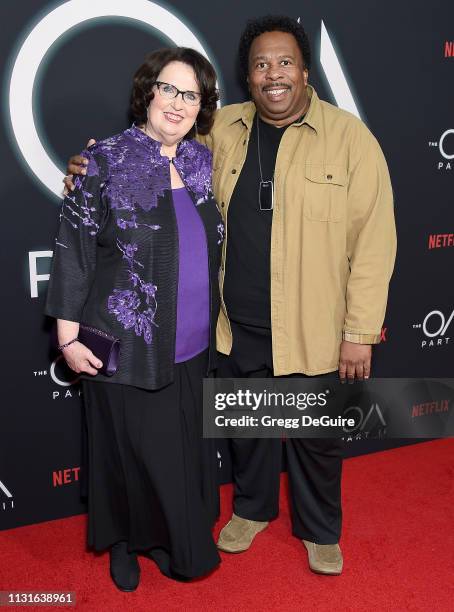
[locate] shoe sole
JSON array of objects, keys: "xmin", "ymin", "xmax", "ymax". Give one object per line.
[
  {"xmin": 308, "ymin": 567, "xmax": 342, "ymax": 576},
  {"xmin": 216, "ymin": 543, "xmax": 251, "ymax": 553}
]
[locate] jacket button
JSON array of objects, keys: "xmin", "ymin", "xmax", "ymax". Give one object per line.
[
  {"xmin": 327, "ymin": 174, "xmax": 333, "ymax": 180},
  {"xmin": 231, "ymin": 169, "xmax": 236, "ymax": 174},
  {"xmin": 221, "ymin": 202, "xmax": 225, "ymax": 207}
]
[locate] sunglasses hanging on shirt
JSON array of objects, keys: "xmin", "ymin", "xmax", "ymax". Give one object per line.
[{"xmin": 256, "ymin": 115, "xmax": 274, "ymax": 211}]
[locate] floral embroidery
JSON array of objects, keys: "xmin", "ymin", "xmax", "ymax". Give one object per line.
[
  {"xmin": 173, "ymin": 143, "xmax": 213, "ymax": 204},
  {"xmin": 60, "ymin": 175, "xmax": 100, "ymax": 236},
  {"xmin": 94, "ymin": 127, "xmax": 215, "ymax": 345},
  {"xmin": 126, "ymin": 125, "xmax": 214, "ymax": 205},
  {"xmin": 116, "ymin": 214, "xmax": 161, "ymax": 231},
  {"xmin": 58, "ymin": 126, "xmax": 218, "ymax": 348},
  {"xmin": 107, "ymin": 240, "xmax": 158, "ymax": 345}
]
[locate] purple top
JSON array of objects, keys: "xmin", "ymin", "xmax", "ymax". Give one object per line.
[{"xmin": 173, "ymin": 187, "xmax": 209, "ymax": 363}]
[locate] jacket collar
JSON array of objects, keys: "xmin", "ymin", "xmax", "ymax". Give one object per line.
[
  {"xmin": 227, "ymin": 85, "xmax": 321, "ymax": 134},
  {"xmin": 125, "ymin": 124, "xmax": 193, "ymax": 160},
  {"xmin": 124, "ymin": 124, "xmax": 212, "ymax": 205}
]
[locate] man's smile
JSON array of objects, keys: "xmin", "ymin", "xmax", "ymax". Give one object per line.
[{"xmin": 262, "ymin": 85, "xmax": 291, "ymax": 101}]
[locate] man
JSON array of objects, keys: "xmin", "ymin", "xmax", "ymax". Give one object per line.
[{"xmin": 66, "ymin": 16, "xmax": 396, "ymax": 575}]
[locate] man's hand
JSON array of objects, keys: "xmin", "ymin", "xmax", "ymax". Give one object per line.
[
  {"xmin": 63, "ymin": 138, "xmax": 96, "ymax": 193},
  {"xmin": 338, "ymin": 340, "xmax": 372, "ymax": 383}
]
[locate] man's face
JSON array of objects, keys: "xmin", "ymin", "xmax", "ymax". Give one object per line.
[{"xmin": 247, "ymin": 30, "xmax": 308, "ymax": 125}]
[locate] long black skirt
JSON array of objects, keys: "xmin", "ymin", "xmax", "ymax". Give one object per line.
[{"xmin": 82, "ymin": 349, "xmax": 221, "ymax": 579}]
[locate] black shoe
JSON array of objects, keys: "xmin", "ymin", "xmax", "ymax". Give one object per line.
[{"xmin": 110, "ymin": 541, "xmax": 140, "ymax": 592}]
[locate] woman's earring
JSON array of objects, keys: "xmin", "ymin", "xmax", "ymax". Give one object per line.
[{"xmin": 194, "ymin": 121, "xmax": 198, "ymax": 137}]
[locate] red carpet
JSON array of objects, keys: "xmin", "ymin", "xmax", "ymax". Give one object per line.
[{"xmin": 1, "ymin": 439, "xmax": 453, "ymax": 611}]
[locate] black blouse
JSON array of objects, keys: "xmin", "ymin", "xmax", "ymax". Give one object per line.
[{"xmin": 45, "ymin": 126, "xmax": 224, "ymax": 390}]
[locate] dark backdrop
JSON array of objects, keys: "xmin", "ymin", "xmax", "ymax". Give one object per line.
[{"xmin": 1, "ymin": 0, "xmax": 453, "ymax": 530}]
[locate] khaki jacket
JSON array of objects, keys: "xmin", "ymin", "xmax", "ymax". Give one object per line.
[{"xmin": 200, "ymin": 86, "xmax": 397, "ymax": 375}]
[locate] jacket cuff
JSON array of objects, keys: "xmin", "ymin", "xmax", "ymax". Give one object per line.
[{"xmin": 342, "ymin": 331, "xmax": 381, "ymax": 344}]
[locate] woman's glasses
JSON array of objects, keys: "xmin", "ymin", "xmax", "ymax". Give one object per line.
[{"xmin": 153, "ymin": 81, "xmax": 202, "ymax": 106}]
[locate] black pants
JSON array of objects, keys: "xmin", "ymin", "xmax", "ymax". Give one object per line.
[
  {"xmin": 82, "ymin": 349, "xmax": 220, "ymax": 579},
  {"xmin": 217, "ymin": 321, "xmax": 343, "ymax": 545}
]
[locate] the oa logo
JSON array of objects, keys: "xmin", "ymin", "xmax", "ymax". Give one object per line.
[
  {"xmin": 9, "ymin": 8, "xmax": 358, "ymax": 197},
  {"xmin": 439, "ymin": 129, "xmax": 454, "ymax": 160},
  {"xmin": 423, "ymin": 310, "xmax": 454, "ymax": 338},
  {"xmin": 50, "ymin": 354, "xmax": 80, "ymax": 387},
  {"xmin": 343, "ymin": 403, "xmax": 386, "ymax": 436},
  {"xmin": 8, "ymin": 0, "xmax": 216, "ymax": 198}
]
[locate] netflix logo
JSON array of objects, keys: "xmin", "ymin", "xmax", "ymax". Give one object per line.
[
  {"xmin": 411, "ymin": 400, "xmax": 450, "ymax": 418},
  {"xmin": 428, "ymin": 233, "xmax": 454, "ymax": 249},
  {"xmin": 445, "ymin": 41, "xmax": 454, "ymax": 57},
  {"xmin": 52, "ymin": 467, "xmax": 80, "ymax": 487}
]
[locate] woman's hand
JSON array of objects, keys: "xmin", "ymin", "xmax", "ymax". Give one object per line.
[{"xmin": 62, "ymin": 341, "xmax": 103, "ymax": 375}]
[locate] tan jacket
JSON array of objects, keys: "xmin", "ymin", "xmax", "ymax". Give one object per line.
[{"xmin": 200, "ymin": 86, "xmax": 397, "ymax": 375}]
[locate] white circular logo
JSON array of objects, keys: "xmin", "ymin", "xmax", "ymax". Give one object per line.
[
  {"xmin": 422, "ymin": 309, "xmax": 453, "ymax": 338},
  {"xmin": 9, "ymin": 0, "xmax": 216, "ymax": 198},
  {"xmin": 50, "ymin": 355, "xmax": 80, "ymax": 387},
  {"xmin": 439, "ymin": 129, "xmax": 454, "ymax": 160}
]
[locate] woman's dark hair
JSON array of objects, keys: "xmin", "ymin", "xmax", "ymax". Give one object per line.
[
  {"xmin": 129, "ymin": 47, "xmax": 219, "ymax": 139},
  {"xmin": 238, "ymin": 15, "xmax": 311, "ymax": 80}
]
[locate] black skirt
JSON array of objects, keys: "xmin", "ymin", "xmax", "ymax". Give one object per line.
[{"xmin": 82, "ymin": 349, "xmax": 220, "ymax": 579}]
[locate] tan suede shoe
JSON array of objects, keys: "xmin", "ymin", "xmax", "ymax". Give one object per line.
[
  {"xmin": 217, "ymin": 513, "xmax": 269, "ymax": 553},
  {"xmin": 303, "ymin": 540, "xmax": 343, "ymax": 575}
]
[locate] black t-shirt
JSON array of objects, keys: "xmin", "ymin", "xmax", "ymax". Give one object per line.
[{"xmin": 223, "ymin": 115, "xmax": 290, "ymax": 327}]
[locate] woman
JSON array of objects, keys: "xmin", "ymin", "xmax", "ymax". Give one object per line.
[{"xmin": 45, "ymin": 47, "xmax": 224, "ymax": 590}]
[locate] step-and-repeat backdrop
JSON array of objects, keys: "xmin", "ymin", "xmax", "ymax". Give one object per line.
[{"xmin": 1, "ymin": 0, "xmax": 453, "ymax": 529}]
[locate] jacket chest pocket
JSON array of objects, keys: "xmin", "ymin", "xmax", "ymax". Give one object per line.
[{"xmin": 303, "ymin": 163, "xmax": 347, "ymax": 222}]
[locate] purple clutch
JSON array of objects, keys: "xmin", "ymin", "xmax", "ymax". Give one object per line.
[{"xmin": 78, "ymin": 324, "xmax": 121, "ymax": 377}]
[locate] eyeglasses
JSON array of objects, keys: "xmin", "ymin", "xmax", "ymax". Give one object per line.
[{"xmin": 153, "ymin": 81, "xmax": 202, "ymax": 106}]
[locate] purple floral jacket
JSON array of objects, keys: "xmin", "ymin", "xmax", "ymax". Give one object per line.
[{"xmin": 45, "ymin": 125, "xmax": 224, "ymax": 390}]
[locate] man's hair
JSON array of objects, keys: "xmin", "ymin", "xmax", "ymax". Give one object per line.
[
  {"xmin": 129, "ymin": 47, "xmax": 219, "ymax": 138},
  {"xmin": 238, "ymin": 15, "xmax": 311, "ymax": 80}
]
